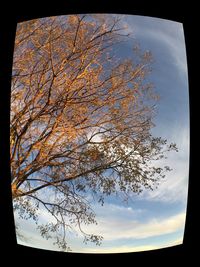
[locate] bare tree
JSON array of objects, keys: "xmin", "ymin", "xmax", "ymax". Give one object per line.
[{"xmin": 11, "ymin": 14, "xmax": 178, "ymax": 251}]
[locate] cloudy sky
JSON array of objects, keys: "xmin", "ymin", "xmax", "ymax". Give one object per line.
[{"xmin": 14, "ymin": 14, "xmax": 189, "ymax": 253}]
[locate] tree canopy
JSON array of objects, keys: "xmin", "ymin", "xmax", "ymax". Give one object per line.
[{"xmin": 11, "ymin": 14, "xmax": 178, "ymax": 251}]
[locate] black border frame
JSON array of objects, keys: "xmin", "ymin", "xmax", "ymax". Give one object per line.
[{"xmin": 0, "ymin": 1, "xmax": 196, "ymax": 263}]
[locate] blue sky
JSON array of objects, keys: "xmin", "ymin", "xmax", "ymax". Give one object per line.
[{"xmin": 14, "ymin": 15, "xmax": 189, "ymax": 253}]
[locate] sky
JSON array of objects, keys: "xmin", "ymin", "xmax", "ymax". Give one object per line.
[{"xmin": 14, "ymin": 15, "xmax": 189, "ymax": 253}]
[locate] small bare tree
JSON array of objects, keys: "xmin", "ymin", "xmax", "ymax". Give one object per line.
[{"xmin": 11, "ymin": 14, "xmax": 178, "ymax": 251}]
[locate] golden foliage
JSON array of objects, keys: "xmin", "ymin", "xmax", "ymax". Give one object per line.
[{"xmin": 11, "ymin": 14, "xmax": 155, "ymax": 197}]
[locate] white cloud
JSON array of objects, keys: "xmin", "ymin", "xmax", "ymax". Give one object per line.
[
  {"xmin": 122, "ymin": 15, "xmax": 187, "ymax": 79},
  {"xmin": 86, "ymin": 127, "xmax": 103, "ymax": 143},
  {"xmin": 119, "ymin": 16, "xmax": 189, "ymax": 206},
  {"xmin": 15, "ymin": 216, "xmax": 57, "ymax": 250},
  {"xmin": 18, "ymin": 227, "xmax": 183, "ymax": 254},
  {"xmin": 94, "ymin": 202, "xmax": 144, "ymax": 218},
  {"xmin": 15, "ymin": 201, "xmax": 185, "ymax": 245},
  {"xmin": 139, "ymin": 157, "xmax": 189, "ymax": 204},
  {"xmin": 140, "ymin": 124, "xmax": 189, "ymax": 204},
  {"xmin": 80, "ymin": 209, "xmax": 185, "ymax": 242},
  {"xmin": 75, "ymin": 237, "xmax": 183, "ymax": 254}
]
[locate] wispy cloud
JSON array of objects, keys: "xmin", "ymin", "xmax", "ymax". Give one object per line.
[
  {"xmin": 79, "ymin": 207, "xmax": 186, "ymax": 241},
  {"xmin": 15, "ymin": 216, "xmax": 57, "ymax": 250},
  {"xmin": 140, "ymin": 124, "xmax": 189, "ymax": 204},
  {"xmin": 139, "ymin": 156, "xmax": 189, "ymax": 204},
  {"xmin": 76, "ymin": 237, "xmax": 183, "ymax": 254},
  {"xmin": 16, "ymin": 203, "xmax": 185, "ymax": 253},
  {"xmin": 121, "ymin": 15, "xmax": 187, "ymax": 80}
]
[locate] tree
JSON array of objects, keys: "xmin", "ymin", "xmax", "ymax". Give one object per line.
[{"xmin": 11, "ymin": 14, "xmax": 178, "ymax": 251}]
